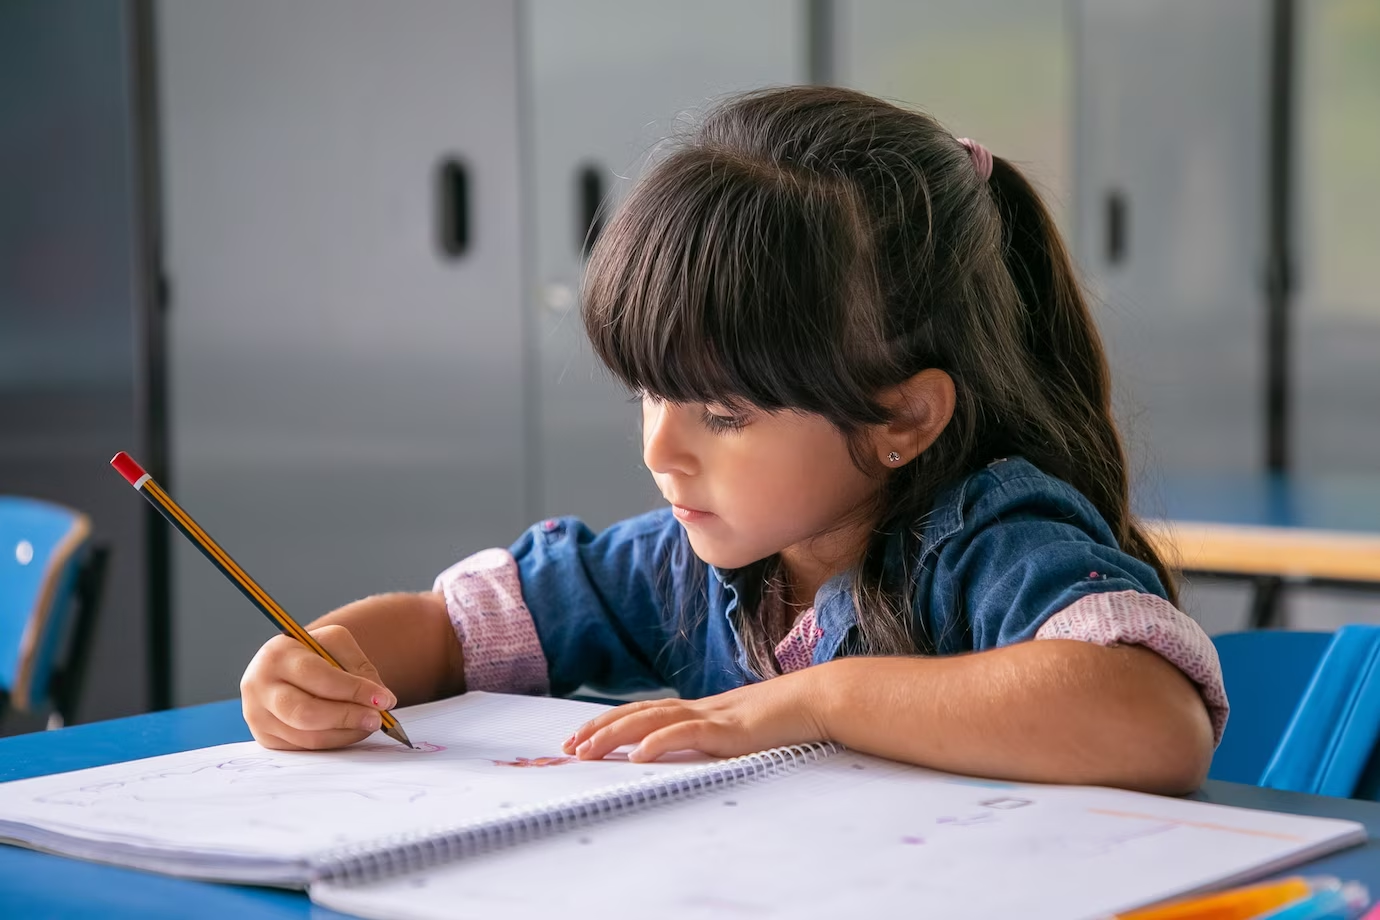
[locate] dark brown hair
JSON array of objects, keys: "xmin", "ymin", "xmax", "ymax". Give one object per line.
[{"xmin": 582, "ymin": 86, "xmax": 1176, "ymax": 671}]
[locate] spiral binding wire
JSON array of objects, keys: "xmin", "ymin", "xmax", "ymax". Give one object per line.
[{"xmin": 314, "ymin": 741, "xmax": 841, "ymax": 886}]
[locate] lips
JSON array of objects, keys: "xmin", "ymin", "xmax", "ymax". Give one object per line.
[{"xmin": 670, "ymin": 503, "xmax": 714, "ymax": 523}]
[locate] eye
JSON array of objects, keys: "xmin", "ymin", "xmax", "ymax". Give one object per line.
[{"xmin": 700, "ymin": 405, "xmax": 748, "ymax": 433}]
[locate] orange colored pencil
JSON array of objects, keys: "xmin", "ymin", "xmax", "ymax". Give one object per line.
[
  {"xmin": 1115, "ymin": 876, "xmax": 1319, "ymax": 920},
  {"xmin": 110, "ymin": 451, "xmax": 413, "ymax": 748}
]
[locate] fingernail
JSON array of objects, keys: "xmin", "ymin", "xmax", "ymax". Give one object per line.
[
  {"xmin": 372, "ymin": 693, "xmax": 395, "ymax": 710},
  {"xmin": 564, "ymin": 734, "xmax": 577, "ymax": 750},
  {"xmin": 576, "ymin": 740, "xmax": 592, "ymax": 757},
  {"xmin": 628, "ymin": 745, "xmax": 645, "ymax": 763},
  {"xmin": 362, "ymin": 713, "xmax": 382, "ymax": 732}
]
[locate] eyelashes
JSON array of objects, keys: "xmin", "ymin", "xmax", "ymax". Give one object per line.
[
  {"xmin": 632, "ymin": 391, "xmax": 749, "ymax": 433},
  {"xmin": 699, "ymin": 407, "xmax": 747, "ymax": 433}
]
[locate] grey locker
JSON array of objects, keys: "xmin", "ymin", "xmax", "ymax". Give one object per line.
[
  {"xmin": 1293, "ymin": 0, "xmax": 1380, "ymax": 474},
  {"xmin": 158, "ymin": 0, "xmax": 528, "ymax": 705},
  {"xmin": 836, "ymin": 0, "xmax": 1073, "ymax": 230},
  {"xmin": 1073, "ymin": 0, "xmax": 1271, "ymax": 479},
  {"xmin": 524, "ymin": 0, "xmax": 807, "ymax": 530}
]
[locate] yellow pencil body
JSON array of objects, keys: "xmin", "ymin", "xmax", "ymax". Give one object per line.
[{"xmin": 111, "ymin": 452, "xmax": 412, "ymax": 748}]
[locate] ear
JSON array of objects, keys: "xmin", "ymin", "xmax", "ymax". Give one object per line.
[{"xmin": 869, "ymin": 369, "xmax": 956, "ymax": 468}]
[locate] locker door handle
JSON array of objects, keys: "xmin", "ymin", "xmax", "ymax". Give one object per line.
[
  {"xmin": 1105, "ymin": 189, "xmax": 1127, "ymax": 266},
  {"xmin": 577, "ymin": 163, "xmax": 606, "ymax": 259},
  {"xmin": 437, "ymin": 157, "xmax": 470, "ymax": 258}
]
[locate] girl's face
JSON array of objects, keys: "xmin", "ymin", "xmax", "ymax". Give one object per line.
[{"xmin": 641, "ymin": 397, "xmax": 880, "ymax": 575}]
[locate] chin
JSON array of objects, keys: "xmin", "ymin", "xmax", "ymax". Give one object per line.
[{"xmin": 682, "ymin": 532, "xmax": 767, "ymax": 571}]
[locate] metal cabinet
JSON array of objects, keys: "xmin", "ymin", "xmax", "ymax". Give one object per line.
[
  {"xmin": 158, "ymin": 0, "xmax": 528, "ymax": 704},
  {"xmin": 836, "ymin": 0, "xmax": 1072, "ymax": 230},
  {"xmin": 524, "ymin": 0, "xmax": 807, "ymax": 529},
  {"xmin": 1073, "ymin": 0, "xmax": 1271, "ymax": 478},
  {"xmin": 1294, "ymin": 0, "xmax": 1380, "ymax": 474},
  {"xmin": 159, "ymin": 0, "xmax": 807, "ymax": 705}
]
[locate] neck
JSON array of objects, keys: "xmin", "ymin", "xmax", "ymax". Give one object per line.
[{"xmin": 777, "ymin": 513, "xmax": 874, "ymax": 609}]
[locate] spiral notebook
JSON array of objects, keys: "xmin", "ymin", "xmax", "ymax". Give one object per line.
[{"xmin": 0, "ymin": 692, "xmax": 1367, "ymax": 920}]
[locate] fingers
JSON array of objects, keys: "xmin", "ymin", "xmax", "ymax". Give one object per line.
[
  {"xmin": 279, "ymin": 648, "xmax": 394, "ymax": 710},
  {"xmin": 562, "ymin": 699, "xmax": 662, "ymax": 754},
  {"xmin": 306, "ymin": 625, "xmax": 395, "ymax": 707},
  {"xmin": 267, "ymin": 681, "xmax": 385, "ymax": 733},
  {"xmin": 253, "ymin": 630, "xmax": 394, "ymax": 708},
  {"xmin": 242, "ymin": 673, "xmax": 385, "ymax": 747},
  {"xmin": 313, "ymin": 625, "xmax": 384, "ymax": 682},
  {"xmin": 250, "ymin": 707, "xmax": 378, "ymax": 752},
  {"xmin": 628, "ymin": 721, "xmax": 715, "ymax": 763},
  {"xmin": 240, "ymin": 626, "xmax": 395, "ymax": 751},
  {"xmin": 569, "ymin": 703, "xmax": 691, "ymax": 761}
]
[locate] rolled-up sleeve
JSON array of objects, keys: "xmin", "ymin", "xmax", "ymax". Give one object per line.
[
  {"xmin": 1036, "ymin": 591, "xmax": 1228, "ymax": 745},
  {"xmin": 433, "ymin": 509, "xmax": 688, "ymax": 699},
  {"xmin": 434, "ymin": 549, "xmax": 549, "ymax": 695},
  {"xmin": 928, "ymin": 469, "xmax": 1228, "ymax": 745}
]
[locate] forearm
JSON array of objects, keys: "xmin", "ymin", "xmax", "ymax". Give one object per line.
[
  {"xmin": 308, "ymin": 592, "xmax": 465, "ymax": 706},
  {"xmin": 811, "ymin": 640, "xmax": 1214, "ymax": 795}
]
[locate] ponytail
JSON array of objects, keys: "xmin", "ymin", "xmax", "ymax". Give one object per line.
[{"xmin": 986, "ymin": 158, "xmax": 1179, "ymax": 605}]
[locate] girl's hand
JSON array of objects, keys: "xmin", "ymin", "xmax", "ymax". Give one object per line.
[
  {"xmin": 240, "ymin": 624, "xmax": 397, "ymax": 751},
  {"xmin": 561, "ymin": 670, "xmax": 829, "ymax": 763}
]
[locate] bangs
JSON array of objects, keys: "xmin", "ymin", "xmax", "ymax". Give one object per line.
[{"xmin": 581, "ymin": 149, "xmax": 893, "ymax": 424}]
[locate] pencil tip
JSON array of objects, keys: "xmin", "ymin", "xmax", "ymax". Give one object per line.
[{"xmin": 386, "ymin": 723, "xmax": 415, "ymax": 749}]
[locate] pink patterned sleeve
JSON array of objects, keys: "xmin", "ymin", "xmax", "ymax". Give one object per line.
[
  {"xmin": 432, "ymin": 549, "xmax": 550, "ymax": 695},
  {"xmin": 1035, "ymin": 590, "xmax": 1229, "ymax": 746}
]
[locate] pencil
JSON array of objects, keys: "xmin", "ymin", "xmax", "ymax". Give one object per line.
[
  {"xmin": 110, "ymin": 451, "xmax": 413, "ymax": 748},
  {"xmin": 1114, "ymin": 876, "xmax": 1323, "ymax": 920}
]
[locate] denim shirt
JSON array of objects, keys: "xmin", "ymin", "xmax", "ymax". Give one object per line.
[{"xmin": 508, "ymin": 457, "xmax": 1171, "ymax": 700}]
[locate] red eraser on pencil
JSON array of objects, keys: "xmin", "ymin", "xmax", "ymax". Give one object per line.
[{"xmin": 110, "ymin": 451, "xmax": 148, "ymax": 486}]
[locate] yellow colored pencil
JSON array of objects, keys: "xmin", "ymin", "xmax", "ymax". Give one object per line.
[{"xmin": 110, "ymin": 451, "xmax": 412, "ymax": 748}]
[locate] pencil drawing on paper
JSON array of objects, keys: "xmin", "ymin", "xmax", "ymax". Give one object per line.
[
  {"xmin": 350, "ymin": 741, "xmax": 447, "ymax": 754},
  {"xmin": 32, "ymin": 754, "xmax": 439, "ymax": 808},
  {"xmin": 490, "ymin": 756, "xmax": 578, "ymax": 768},
  {"xmin": 936, "ymin": 811, "xmax": 994, "ymax": 827},
  {"xmin": 980, "ymin": 797, "xmax": 1033, "ymax": 810}
]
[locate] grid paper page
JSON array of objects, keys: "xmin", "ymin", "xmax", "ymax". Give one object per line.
[{"xmin": 316, "ymin": 751, "xmax": 1366, "ymax": 920}]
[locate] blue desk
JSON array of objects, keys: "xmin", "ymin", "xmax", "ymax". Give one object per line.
[{"xmin": 5, "ymin": 702, "xmax": 1380, "ymax": 918}]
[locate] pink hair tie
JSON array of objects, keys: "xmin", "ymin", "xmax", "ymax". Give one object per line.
[{"xmin": 957, "ymin": 138, "xmax": 993, "ymax": 182}]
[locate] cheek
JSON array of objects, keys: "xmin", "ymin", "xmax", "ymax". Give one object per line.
[{"xmin": 738, "ymin": 441, "xmax": 873, "ymax": 521}]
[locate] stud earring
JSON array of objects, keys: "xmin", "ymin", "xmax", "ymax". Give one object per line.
[{"xmin": 887, "ymin": 451, "xmax": 901, "ymax": 464}]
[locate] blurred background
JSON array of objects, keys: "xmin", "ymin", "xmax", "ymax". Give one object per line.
[{"xmin": 2, "ymin": 0, "xmax": 1377, "ymax": 733}]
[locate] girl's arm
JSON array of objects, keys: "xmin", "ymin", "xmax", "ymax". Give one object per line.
[
  {"xmin": 813, "ymin": 640, "xmax": 1213, "ymax": 793},
  {"xmin": 239, "ymin": 592, "xmax": 465, "ymax": 750},
  {"xmin": 564, "ymin": 639, "xmax": 1214, "ymax": 796}
]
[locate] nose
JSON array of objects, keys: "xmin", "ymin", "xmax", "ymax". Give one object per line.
[{"xmin": 642, "ymin": 399, "xmax": 698, "ymax": 477}]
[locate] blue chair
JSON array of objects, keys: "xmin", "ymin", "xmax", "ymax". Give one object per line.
[
  {"xmin": 0, "ymin": 497, "xmax": 107, "ymax": 727},
  {"xmin": 1209, "ymin": 630, "xmax": 1333, "ymax": 785},
  {"xmin": 1211, "ymin": 627, "xmax": 1380, "ymax": 799}
]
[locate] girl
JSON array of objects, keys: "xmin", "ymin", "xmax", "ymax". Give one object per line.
[{"xmin": 241, "ymin": 86, "xmax": 1223, "ymax": 795}]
